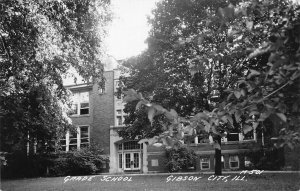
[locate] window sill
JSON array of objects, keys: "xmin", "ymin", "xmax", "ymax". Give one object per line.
[
  {"xmin": 70, "ymin": 114, "xmax": 90, "ymax": 118},
  {"xmin": 200, "ymin": 168, "xmax": 210, "ymax": 170},
  {"xmin": 223, "ymin": 140, "xmax": 256, "ymax": 144},
  {"xmin": 188, "ymin": 140, "xmax": 256, "ymax": 146}
]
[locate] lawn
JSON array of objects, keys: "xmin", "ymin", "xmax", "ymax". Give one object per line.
[{"xmin": 1, "ymin": 172, "xmax": 299, "ymax": 191}]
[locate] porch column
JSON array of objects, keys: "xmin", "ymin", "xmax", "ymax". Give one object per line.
[
  {"xmin": 109, "ymin": 126, "xmax": 121, "ymax": 173},
  {"xmin": 142, "ymin": 143, "xmax": 148, "ymax": 173}
]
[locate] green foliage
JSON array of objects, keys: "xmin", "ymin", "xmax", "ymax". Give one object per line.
[
  {"xmin": 120, "ymin": 0, "xmax": 300, "ymax": 176},
  {"xmin": 49, "ymin": 148, "xmax": 108, "ymax": 176},
  {"xmin": 1, "ymin": 152, "xmax": 52, "ymax": 178},
  {"xmin": 120, "ymin": 0, "xmax": 300, "ymax": 150},
  {"xmin": 246, "ymin": 147, "xmax": 285, "ymax": 170},
  {"xmin": 165, "ymin": 143, "xmax": 197, "ymax": 172},
  {"xmin": 0, "ymin": 0, "xmax": 112, "ymax": 153},
  {"xmin": 1, "ymin": 148, "xmax": 108, "ymax": 178}
]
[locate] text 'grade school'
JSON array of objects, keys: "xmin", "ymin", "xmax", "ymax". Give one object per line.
[{"xmin": 63, "ymin": 175, "xmax": 133, "ymax": 183}]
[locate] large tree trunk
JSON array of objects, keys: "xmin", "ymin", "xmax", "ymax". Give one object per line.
[{"xmin": 214, "ymin": 135, "xmax": 222, "ymax": 175}]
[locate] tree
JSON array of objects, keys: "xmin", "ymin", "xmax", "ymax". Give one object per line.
[
  {"xmin": 0, "ymin": 0, "xmax": 112, "ymax": 154},
  {"xmin": 119, "ymin": 0, "xmax": 300, "ymax": 175}
]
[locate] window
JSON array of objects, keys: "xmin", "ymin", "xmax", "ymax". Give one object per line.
[
  {"xmin": 117, "ymin": 116, "xmax": 122, "ymax": 126},
  {"xmin": 115, "ymin": 80, "xmax": 122, "ymax": 99},
  {"xmin": 116, "ymin": 107, "xmax": 127, "ymax": 126},
  {"xmin": 71, "ymin": 92, "xmax": 89, "ymax": 116},
  {"xmin": 229, "ymin": 155, "xmax": 239, "ymax": 169},
  {"xmin": 60, "ymin": 135, "xmax": 67, "ymax": 151},
  {"xmin": 227, "ymin": 133, "xmax": 239, "ymax": 141},
  {"xmin": 69, "ymin": 130, "xmax": 78, "ymax": 151},
  {"xmin": 244, "ymin": 129, "xmax": 256, "ymax": 140},
  {"xmin": 200, "ymin": 157, "xmax": 210, "ymax": 170},
  {"xmin": 80, "ymin": 126, "xmax": 89, "ymax": 148},
  {"xmin": 118, "ymin": 144, "xmax": 123, "ymax": 150},
  {"xmin": 60, "ymin": 126, "xmax": 90, "ymax": 152},
  {"xmin": 80, "ymin": 103, "xmax": 89, "ymax": 115},
  {"xmin": 123, "ymin": 141, "xmax": 141, "ymax": 150}
]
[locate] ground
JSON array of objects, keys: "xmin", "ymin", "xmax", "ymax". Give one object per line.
[{"xmin": 1, "ymin": 172, "xmax": 299, "ymax": 191}]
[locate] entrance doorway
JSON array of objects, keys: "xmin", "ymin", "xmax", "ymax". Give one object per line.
[
  {"xmin": 117, "ymin": 141, "xmax": 143, "ymax": 172},
  {"xmin": 124, "ymin": 152, "xmax": 140, "ymax": 170}
]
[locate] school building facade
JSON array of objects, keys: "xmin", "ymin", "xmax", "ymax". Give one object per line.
[{"xmin": 64, "ymin": 70, "xmax": 299, "ymax": 174}]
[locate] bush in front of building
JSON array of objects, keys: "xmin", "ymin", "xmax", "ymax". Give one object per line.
[
  {"xmin": 47, "ymin": 148, "xmax": 108, "ymax": 177},
  {"xmin": 1, "ymin": 151, "xmax": 52, "ymax": 179},
  {"xmin": 165, "ymin": 143, "xmax": 197, "ymax": 172},
  {"xmin": 1, "ymin": 148, "xmax": 108, "ymax": 179},
  {"xmin": 245, "ymin": 147, "xmax": 285, "ymax": 170}
]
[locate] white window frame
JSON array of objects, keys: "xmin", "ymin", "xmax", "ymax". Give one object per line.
[
  {"xmin": 60, "ymin": 125, "xmax": 90, "ymax": 152},
  {"xmin": 79, "ymin": 102, "xmax": 89, "ymax": 115},
  {"xmin": 115, "ymin": 109, "xmax": 127, "ymax": 126},
  {"xmin": 229, "ymin": 155, "xmax": 239, "ymax": 169},
  {"xmin": 200, "ymin": 157, "xmax": 210, "ymax": 170},
  {"xmin": 71, "ymin": 92, "xmax": 90, "ymax": 116},
  {"xmin": 115, "ymin": 80, "xmax": 123, "ymax": 100}
]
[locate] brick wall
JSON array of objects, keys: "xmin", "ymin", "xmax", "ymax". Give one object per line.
[{"xmin": 91, "ymin": 71, "xmax": 115, "ymax": 155}]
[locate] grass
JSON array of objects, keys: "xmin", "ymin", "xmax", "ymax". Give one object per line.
[{"xmin": 1, "ymin": 173, "xmax": 300, "ymax": 191}]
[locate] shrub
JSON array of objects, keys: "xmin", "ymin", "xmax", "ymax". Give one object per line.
[
  {"xmin": 66, "ymin": 148, "xmax": 107, "ymax": 175},
  {"xmin": 48, "ymin": 148, "xmax": 108, "ymax": 176},
  {"xmin": 1, "ymin": 147, "xmax": 108, "ymax": 179},
  {"xmin": 1, "ymin": 151, "xmax": 52, "ymax": 178},
  {"xmin": 246, "ymin": 147, "xmax": 285, "ymax": 170},
  {"xmin": 165, "ymin": 143, "xmax": 197, "ymax": 172}
]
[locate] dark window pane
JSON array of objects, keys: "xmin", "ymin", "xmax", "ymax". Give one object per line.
[
  {"xmin": 70, "ymin": 138, "xmax": 77, "ymax": 144},
  {"xmin": 123, "ymin": 141, "xmax": 140, "ymax": 150},
  {"xmin": 80, "ymin": 103, "xmax": 89, "ymax": 108},
  {"xmin": 227, "ymin": 133, "xmax": 239, "ymax": 141},
  {"xmin": 202, "ymin": 163, "xmax": 209, "ymax": 169},
  {"xmin": 230, "ymin": 162, "xmax": 239, "ymax": 168},
  {"xmin": 81, "ymin": 138, "xmax": 89, "ymax": 143},
  {"xmin": 69, "ymin": 131, "xmax": 77, "ymax": 139},
  {"xmin": 244, "ymin": 130, "xmax": 254, "ymax": 140},
  {"xmin": 80, "ymin": 127, "xmax": 89, "ymax": 138},
  {"xmin": 125, "ymin": 154, "xmax": 130, "ymax": 168},
  {"xmin": 117, "ymin": 116, "xmax": 122, "ymax": 126},
  {"xmin": 80, "ymin": 108, "xmax": 89, "ymax": 115},
  {"xmin": 60, "ymin": 140, "xmax": 66, "ymax": 146}
]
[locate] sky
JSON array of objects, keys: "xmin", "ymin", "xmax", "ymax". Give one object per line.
[
  {"xmin": 105, "ymin": 0, "xmax": 159, "ymax": 61},
  {"xmin": 64, "ymin": 0, "xmax": 158, "ymax": 85}
]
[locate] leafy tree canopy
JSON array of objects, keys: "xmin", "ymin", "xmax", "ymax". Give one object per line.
[
  {"xmin": 0, "ymin": 0, "xmax": 112, "ymax": 153},
  {"xmin": 119, "ymin": 0, "xmax": 300, "ymax": 151}
]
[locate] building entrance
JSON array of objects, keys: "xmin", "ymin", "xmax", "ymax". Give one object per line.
[
  {"xmin": 124, "ymin": 152, "xmax": 140, "ymax": 170},
  {"xmin": 117, "ymin": 141, "xmax": 143, "ymax": 172}
]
